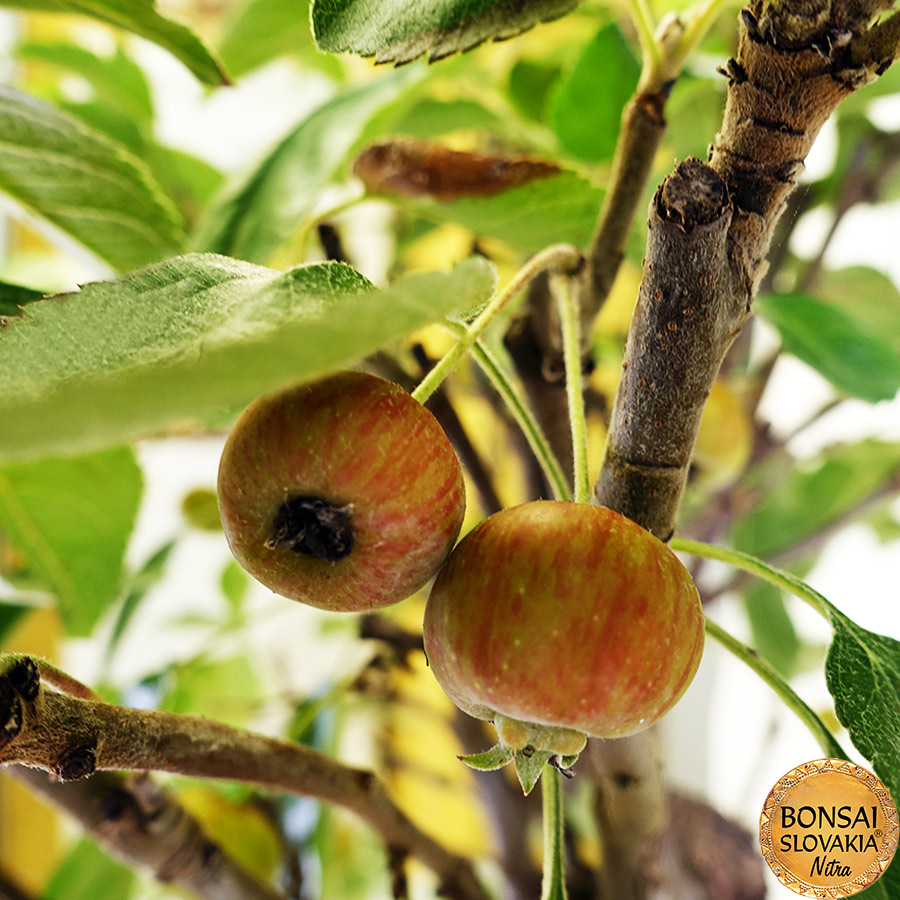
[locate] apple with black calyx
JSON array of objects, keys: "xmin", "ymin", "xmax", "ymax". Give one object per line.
[
  {"xmin": 217, "ymin": 371, "xmax": 466, "ymax": 612},
  {"xmin": 423, "ymin": 501, "xmax": 704, "ymax": 790}
]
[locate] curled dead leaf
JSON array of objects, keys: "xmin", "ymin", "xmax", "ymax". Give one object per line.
[{"xmin": 353, "ymin": 140, "xmax": 561, "ymax": 201}]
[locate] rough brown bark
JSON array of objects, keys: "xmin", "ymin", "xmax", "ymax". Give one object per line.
[
  {"xmin": 583, "ymin": 90, "xmax": 669, "ymax": 319},
  {"xmin": 597, "ymin": 159, "xmax": 740, "ymax": 540},
  {"xmin": 589, "ymin": 2, "xmax": 894, "ymax": 896},
  {"xmin": 0, "ymin": 658, "xmax": 487, "ymax": 900},
  {"xmin": 600, "ymin": 0, "xmax": 893, "ymax": 541},
  {"xmin": 12, "ymin": 767, "xmax": 287, "ymax": 900}
]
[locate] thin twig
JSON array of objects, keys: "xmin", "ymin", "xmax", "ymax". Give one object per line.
[{"xmin": 0, "ymin": 663, "xmax": 488, "ymax": 900}]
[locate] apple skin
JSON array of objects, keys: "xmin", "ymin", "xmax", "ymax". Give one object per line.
[
  {"xmin": 217, "ymin": 371, "xmax": 465, "ymax": 612},
  {"xmin": 423, "ymin": 501, "xmax": 704, "ymax": 739}
]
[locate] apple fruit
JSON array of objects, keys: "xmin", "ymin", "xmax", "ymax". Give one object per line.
[
  {"xmin": 423, "ymin": 501, "xmax": 704, "ymax": 751},
  {"xmin": 217, "ymin": 371, "xmax": 466, "ymax": 612}
]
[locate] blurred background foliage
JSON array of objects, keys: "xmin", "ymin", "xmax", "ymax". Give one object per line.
[{"xmin": 0, "ymin": 0, "xmax": 898, "ymax": 896}]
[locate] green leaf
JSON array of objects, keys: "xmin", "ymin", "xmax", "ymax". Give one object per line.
[
  {"xmin": 732, "ymin": 441, "xmax": 900, "ymax": 559},
  {"xmin": 0, "ymin": 253, "xmax": 497, "ymax": 461},
  {"xmin": 18, "ymin": 42, "xmax": 154, "ymax": 131},
  {"xmin": 755, "ymin": 292, "xmax": 900, "ymax": 402},
  {"xmin": 817, "ymin": 266, "xmax": 900, "ymax": 356},
  {"xmin": 676, "ymin": 539, "xmax": 900, "ymax": 883},
  {"xmin": 219, "ymin": 0, "xmax": 344, "ymax": 79},
  {"xmin": 459, "ymin": 742, "xmax": 515, "ymax": 770},
  {"xmin": 508, "ymin": 59, "xmax": 561, "ymax": 123},
  {"xmin": 194, "ymin": 68, "xmax": 424, "ymax": 263},
  {"xmin": 742, "ymin": 581, "xmax": 801, "ymax": 679},
  {"xmin": 403, "ymin": 170, "xmax": 603, "ymax": 255},
  {"xmin": 514, "ymin": 748, "xmax": 553, "ymax": 795},
  {"xmin": 549, "ymin": 23, "xmax": 640, "ymax": 162},
  {"xmin": 0, "ymin": 447, "xmax": 143, "ymax": 636},
  {"xmin": 221, "ymin": 560, "xmax": 250, "ymax": 614},
  {"xmin": 0, "ymin": 280, "xmax": 45, "ymax": 317},
  {"xmin": 388, "ymin": 96, "xmax": 507, "ymax": 138},
  {"xmin": 312, "ymin": 0, "xmax": 580, "ymax": 65},
  {"xmin": 826, "ymin": 610, "xmax": 900, "ymax": 775},
  {"xmin": 143, "ymin": 144, "xmax": 224, "ymax": 227},
  {"xmin": 3, "ymin": 0, "xmax": 226, "ymax": 85},
  {"xmin": 105, "ymin": 540, "xmax": 175, "ymax": 661},
  {"xmin": 44, "ymin": 838, "xmax": 137, "ymax": 900},
  {"xmin": 17, "ymin": 44, "xmax": 223, "ymax": 222},
  {"xmin": 163, "ymin": 655, "xmax": 262, "ymax": 727},
  {"xmin": 825, "ymin": 608, "xmax": 900, "ymax": 867},
  {"xmin": 0, "ymin": 87, "xmax": 184, "ymax": 271}
]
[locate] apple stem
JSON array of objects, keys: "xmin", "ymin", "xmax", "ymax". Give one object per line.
[
  {"xmin": 704, "ymin": 618, "xmax": 847, "ymax": 759},
  {"xmin": 540, "ymin": 764, "xmax": 569, "ymax": 900},
  {"xmin": 411, "ymin": 244, "xmax": 584, "ymax": 406},
  {"xmin": 439, "ymin": 320, "xmax": 573, "ymax": 501},
  {"xmin": 554, "ymin": 272, "xmax": 590, "ymax": 505},
  {"xmin": 669, "ymin": 538, "xmax": 831, "ymax": 621}
]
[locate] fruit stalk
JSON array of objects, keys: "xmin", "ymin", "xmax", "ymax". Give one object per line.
[
  {"xmin": 554, "ymin": 273, "xmax": 590, "ymax": 504},
  {"xmin": 441, "ymin": 322, "xmax": 572, "ymax": 500},
  {"xmin": 540, "ymin": 767, "xmax": 568, "ymax": 900},
  {"xmin": 703, "ymin": 619, "xmax": 847, "ymax": 759},
  {"xmin": 411, "ymin": 244, "xmax": 582, "ymax": 405}
]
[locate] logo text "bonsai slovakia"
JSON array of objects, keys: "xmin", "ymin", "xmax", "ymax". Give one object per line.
[
  {"xmin": 760, "ymin": 759, "xmax": 898, "ymax": 897},
  {"xmin": 779, "ymin": 804, "xmax": 880, "ymax": 878}
]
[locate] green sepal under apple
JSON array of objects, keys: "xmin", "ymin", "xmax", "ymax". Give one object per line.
[
  {"xmin": 459, "ymin": 742, "xmax": 575, "ymax": 795},
  {"xmin": 458, "ymin": 713, "xmax": 587, "ymax": 794}
]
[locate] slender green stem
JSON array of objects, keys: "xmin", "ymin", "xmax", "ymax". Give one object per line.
[
  {"xmin": 704, "ymin": 619, "xmax": 847, "ymax": 759},
  {"xmin": 411, "ymin": 244, "xmax": 583, "ymax": 405},
  {"xmin": 629, "ymin": 0, "xmax": 662, "ymax": 72},
  {"xmin": 465, "ymin": 333, "xmax": 572, "ymax": 501},
  {"xmin": 672, "ymin": 0, "xmax": 729, "ymax": 70},
  {"xmin": 540, "ymin": 766, "xmax": 568, "ymax": 900},
  {"xmin": 670, "ymin": 538, "xmax": 832, "ymax": 621},
  {"xmin": 637, "ymin": 0, "xmax": 728, "ymax": 91},
  {"xmin": 554, "ymin": 275, "xmax": 590, "ymax": 505}
]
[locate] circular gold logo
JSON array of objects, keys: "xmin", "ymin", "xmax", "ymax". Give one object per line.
[{"xmin": 760, "ymin": 759, "xmax": 898, "ymax": 896}]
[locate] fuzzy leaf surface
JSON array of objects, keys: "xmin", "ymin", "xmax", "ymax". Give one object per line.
[
  {"xmin": 0, "ymin": 281, "xmax": 45, "ymax": 317},
  {"xmin": 0, "ymin": 447, "xmax": 143, "ymax": 636},
  {"xmin": 514, "ymin": 749, "xmax": 552, "ymax": 795},
  {"xmin": 1, "ymin": 0, "xmax": 225, "ymax": 84},
  {"xmin": 459, "ymin": 743, "xmax": 515, "ymax": 771},
  {"xmin": 0, "ymin": 253, "xmax": 496, "ymax": 461},
  {"xmin": 0, "ymin": 87, "xmax": 183, "ymax": 270},
  {"xmin": 312, "ymin": 0, "xmax": 580, "ymax": 64}
]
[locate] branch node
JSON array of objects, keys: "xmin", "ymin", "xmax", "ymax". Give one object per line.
[
  {"xmin": 0, "ymin": 689, "xmax": 22, "ymax": 748},
  {"xmin": 56, "ymin": 745, "xmax": 97, "ymax": 781},
  {"xmin": 8, "ymin": 658, "xmax": 40, "ymax": 702}
]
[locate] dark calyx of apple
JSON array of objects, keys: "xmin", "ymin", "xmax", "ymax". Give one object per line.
[{"xmin": 265, "ymin": 496, "xmax": 354, "ymax": 562}]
